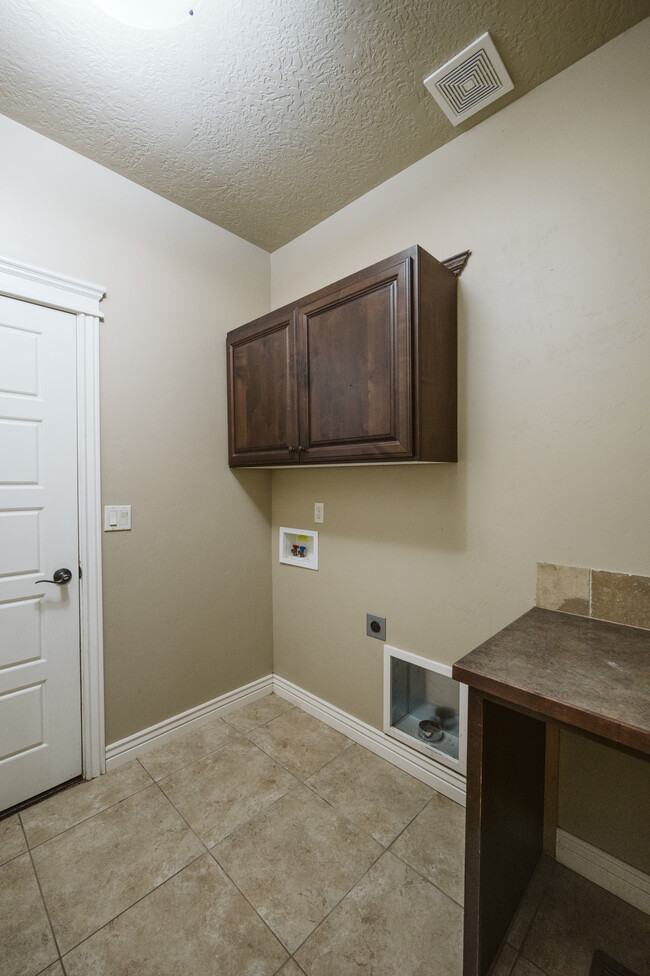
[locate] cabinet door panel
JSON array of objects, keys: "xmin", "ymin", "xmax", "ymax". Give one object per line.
[
  {"xmin": 297, "ymin": 258, "xmax": 412, "ymax": 460},
  {"xmin": 227, "ymin": 310, "xmax": 298, "ymax": 465}
]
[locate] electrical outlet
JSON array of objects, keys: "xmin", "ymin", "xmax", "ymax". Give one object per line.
[
  {"xmin": 314, "ymin": 502, "xmax": 324, "ymax": 523},
  {"xmin": 366, "ymin": 613, "xmax": 386, "ymax": 640}
]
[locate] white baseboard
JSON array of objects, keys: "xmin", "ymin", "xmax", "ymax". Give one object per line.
[
  {"xmin": 273, "ymin": 675, "xmax": 466, "ymax": 806},
  {"xmin": 105, "ymin": 671, "xmax": 466, "ymax": 805},
  {"xmin": 556, "ymin": 828, "xmax": 650, "ymax": 914},
  {"xmin": 105, "ymin": 675, "xmax": 274, "ymax": 770}
]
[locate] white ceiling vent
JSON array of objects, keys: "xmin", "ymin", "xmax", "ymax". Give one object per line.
[{"xmin": 424, "ymin": 32, "xmax": 514, "ymax": 126}]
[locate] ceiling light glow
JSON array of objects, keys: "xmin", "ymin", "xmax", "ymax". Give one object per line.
[{"xmin": 90, "ymin": 0, "xmax": 195, "ymax": 30}]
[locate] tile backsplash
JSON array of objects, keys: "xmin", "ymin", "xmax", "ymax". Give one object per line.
[{"xmin": 536, "ymin": 563, "xmax": 650, "ymax": 630}]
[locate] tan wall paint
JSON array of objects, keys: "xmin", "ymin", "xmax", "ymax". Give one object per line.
[
  {"xmin": 270, "ymin": 23, "xmax": 650, "ymax": 866},
  {"xmin": 0, "ymin": 114, "xmax": 273, "ymax": 743},
  {"xmin": 558, "ymin": 732, "xmax": 650, "ymax": 874}
]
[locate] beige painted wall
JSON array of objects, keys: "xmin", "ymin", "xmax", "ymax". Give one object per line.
[
  {"xmin": 270, "ymin": 22, "xmax": 650, "ymax": 866},
  {"xmin": 0, "ymin": 113, "xmax": 273, "ymax": 743},
  {"xmin": 559, "ymin": 732, "xmax": 650, "ymax": 874}
]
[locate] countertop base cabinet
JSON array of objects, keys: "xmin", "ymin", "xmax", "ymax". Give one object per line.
[
  {"xmin": 226, "ymin": 246, "xmax": 457, "ymax": 467},
  {"xmin": 453, "ymin": 608, "xmax": 650, "ymax": 976}
]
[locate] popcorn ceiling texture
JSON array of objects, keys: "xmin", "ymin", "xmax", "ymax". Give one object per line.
[{"xmin": 0, "ymin": 0, "xmax": 647, "ymax": 250}]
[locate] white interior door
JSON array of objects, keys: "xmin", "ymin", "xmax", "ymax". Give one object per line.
[{"xmin": 0, "ymin": 294, "xmax": 82, "ymax": 811}]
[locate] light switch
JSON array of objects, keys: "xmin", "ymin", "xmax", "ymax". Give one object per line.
[
  {"xmin": 314, "ymin": 502, "xmax": 324, "ymax": 524},
  {"xmin": 104, "ymin": 505, "xmax": 132, "ymax": 531}
]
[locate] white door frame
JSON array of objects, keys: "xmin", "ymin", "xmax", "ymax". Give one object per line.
[{"xmin": 0, "ymin": 254, "xmax": 106, "ymax": 780}]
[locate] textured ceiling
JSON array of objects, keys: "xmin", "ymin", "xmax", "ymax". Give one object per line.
[{"xmin": 0, "ymin": 0, "xmax": 648, "ymax": 251}]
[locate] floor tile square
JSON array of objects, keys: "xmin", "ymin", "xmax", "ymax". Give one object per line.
[
  {"xmin": 159, "ymin": 736, "xmax": 298, "ymax": 847},
  {"xmin": 0, "ymin": 814, "xmax": 27, "ymax": 865},
  {"xmin": 213, "ymin": 783, "xmax": 382, "ymax": 952},
  {"xmin": 39, "ymin": 965, "xmax": 65, "ymax": 976},
  {"xmin": 247, "ymin": 708, "xmax": 352, "ymax": 780},
  {"xmin": 223, "ymin": 693, "xmax": 295, "ymax": 734},
  {"xmin": 138, "ymin": 717, "xmax": 239, "ymax": 780},
  {"xmin": 31, "ymin": 783, "xmax": 204, "ymax": 953},
  {"xmin": 306, "ymin": 744, "xmax": 433, "ymax": 846},
  {"xmin": 521, "ymin": 863, "xmax": 650, "ymax": 976},
  {"xmin": 391, "ymin": 791, "xmax": 465, "ymax": 904},
  {"xmin": 63, "ymin": 853, "xmax": 288, "ymax": 976},
  {"xmin": 20, "ymin": 760, "xmax": 153, "ymax": 848},
  {"xmin": 0, "ymin": 852, "xmax": 58, "ymax": 976},
  {"xmin": 294, "ymin": 851, "xmax": 463, "ymax": 976}
]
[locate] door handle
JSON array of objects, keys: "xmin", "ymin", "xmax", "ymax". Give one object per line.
[{"xmin": 35, "ymin": 568, "xmax": 73, "ymax": 585}]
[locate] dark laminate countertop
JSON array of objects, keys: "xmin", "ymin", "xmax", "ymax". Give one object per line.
[{"xmin": 452, "ymin": 607, "xmax": 650, "ymax": 756}]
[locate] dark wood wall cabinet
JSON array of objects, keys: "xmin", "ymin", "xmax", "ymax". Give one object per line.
[{"xmin": 226, "ymin": 245, "xmax": 457, "ymax": 467}]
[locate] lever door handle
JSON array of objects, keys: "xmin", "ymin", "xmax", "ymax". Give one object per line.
[{"xmin": 35, "ymin": 568, "xmax": 73, "ymax": 585}]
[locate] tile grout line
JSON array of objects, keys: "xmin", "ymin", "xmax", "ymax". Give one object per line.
[
  {"xmin": 150, "ymin": 708, "xmax": 306, "ymax": 794},
  {"xmin": 220, "ymin": 698, "xmax": 296, "ymax": 736},
  {"xmin": 206, "ymin": 846, "xmax": 293, "ymax": 961},
  {"xmin": 31, "ymin": 776, "xmax": 209, "ymax": 964},
  {"xmin": 140, "ymin": 727, "xmax": 245, "ymax": 783},
  {"xmin": 302, "ymin": 746, "xmax": 439, "ymax": 849},
  {"xmin": 211, "ymin": 798, "xmax": 388, "ymax": 957},
  {"xmin": 20, "ymin": 764, "xmax": 156, "ymax": 852},
  {"xmin": 151, "ymin": 775, "xmax": 216, "ymax": 857},
  {"xmin": 204, "ymin": 771, "xmax": 392, "ymax": 949},
  {"xmin": 147, "ymin": 756, "xmax": 302, "ymax": 963},
  {"xmin": 506, "ymin": 860, "xmax": 557, "ymax": 961},
  {"xmin": 283, "ymin": 775, "xmax": 466, "ymax": 952},
  {"xmin": 56, "ymin": 845, "xmax": 209, "ymax": 965},
  {"xmin": 206, "ymin": 776, "xmax": 389, "ymax": 956},
  {"xmin": 241, "ymin": 728, "xmax": 351, "ymax": 784},
  {"xmin": 386, "ymin": 790, "xmax": 436, "ymax": 847},
  {"xmin": 388, "ymin": 844, "xmax": 465, "ymax": 910},
  {"xmin": 300, "ymin": 775, "xmax": 386, "ymax": 842},
  {"xmin": 21, "ymin": 815, "xmax": 66, "ymax": 974},
  {"xmin": 516, "ymin": 947, "xmax": 554, "ymax": 976},
  {"xmin": 283, "ymin": 853, "xmax": 384, "ymax": 961}
]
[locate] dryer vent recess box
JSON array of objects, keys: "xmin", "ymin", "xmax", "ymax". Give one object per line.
[{"xmin": 226, "ymin": 245, "xmax": 458, "ymax": 467}]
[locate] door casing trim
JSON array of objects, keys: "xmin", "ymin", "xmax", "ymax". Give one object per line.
[{"xmin": 0, "ymin": 254, "xmax": 106, "ymax": 779}]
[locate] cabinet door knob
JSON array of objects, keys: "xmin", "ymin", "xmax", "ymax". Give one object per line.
[
  {"xmin": 287, "ymin": 446, "xmax": 296, "ymax": 453},
  {"xmin": 298, "ymin": 445, "xmax": 308, "ymax": 453}
]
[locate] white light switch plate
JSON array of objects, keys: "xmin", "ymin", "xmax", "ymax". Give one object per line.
[
  {"xmin": 104, "ymin": 505, "xmax": 132, "ymax": 531},
  {"xmin": 314, "ymin": 502, "xmax": 324, "ymax": 524}
]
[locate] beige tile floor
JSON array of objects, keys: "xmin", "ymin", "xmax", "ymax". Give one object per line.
[
  {"xmin": 491, "ymin": 855, "xmax": 650, "ymax": 976},
  {"xmin": 1, "ymin": 694, "xmax": 648, "ymax": 976}
]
